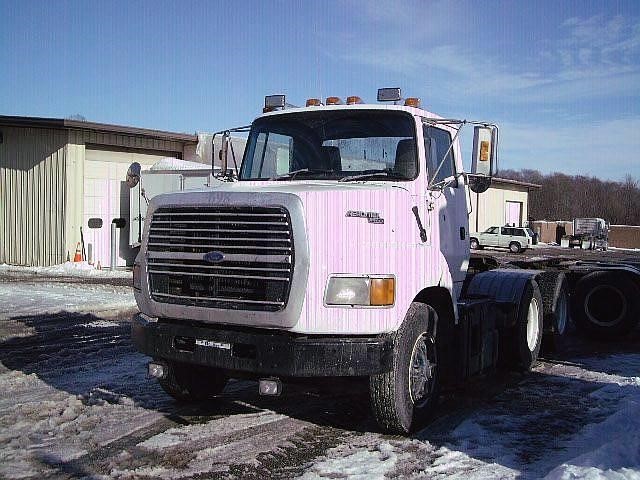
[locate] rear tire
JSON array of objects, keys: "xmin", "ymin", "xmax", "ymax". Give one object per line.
[
  {"xmin": 509, "ymin": 242, "xmax": 522, "ymax": 253},
  {"xmin": 158, "ymin": 360, "xmax": 228, "ymax": 402},
  {"xmin": 508, "ymin": 280, "xmax": 544, "ymax": 371},
  {"xmin": 538, "ymin": 272, "xmax": 570, "ymax": 354},
  {"xmin": 571, "ymin": 271, "xmax": 640, "ymax": 339},
  {"xmin": 369, "ymin": 303, "xmax": 440, "ymax": 434}
]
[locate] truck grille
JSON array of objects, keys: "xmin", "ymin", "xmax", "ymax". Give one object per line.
[{"xmin": 147, "ymin": 206, "xmax": 293, "ymax": 312}]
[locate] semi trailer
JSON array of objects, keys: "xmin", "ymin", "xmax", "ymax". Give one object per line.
[{"xmin": 131, "ymin": 89, "xmax": 640, "ymax": 434}]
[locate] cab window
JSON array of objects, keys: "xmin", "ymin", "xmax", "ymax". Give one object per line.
[
  {"xmin": 423, "ymin": 125, "xmax": 456, "ymax": 185},
  {"xmin": 485, "ymin": 227, "xmax": 498, "ymax": 234}
]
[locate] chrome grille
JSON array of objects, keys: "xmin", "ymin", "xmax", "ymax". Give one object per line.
[{"xmin": 147, "ymin": 206, "xmax": 293, "ymax": 312}]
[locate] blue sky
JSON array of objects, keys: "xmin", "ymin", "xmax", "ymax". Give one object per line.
[{"xmin": 1, "ymin": 0, "xmax": 639, "ymax": 180}]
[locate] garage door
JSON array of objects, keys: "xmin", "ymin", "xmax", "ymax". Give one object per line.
[{"xmin": 83, "ymin": 149, "xmax": 177, "ymax": 267}]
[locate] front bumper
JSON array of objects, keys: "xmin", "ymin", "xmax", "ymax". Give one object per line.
[{"xmin": 132, "ymin": 314, "xmax": 393, "ymax": 377}]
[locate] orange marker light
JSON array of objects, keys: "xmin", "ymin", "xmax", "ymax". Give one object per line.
[
  {"xmin": 306, "ymin": 98, "xmax": 322, "ymax": 107},
  {"xmin": 346, "ymin": 96, "xmax": 363, "ymax": 105},
  {"xmin": 404, "ymin": 97, "xmax": 421, "ymax": 108},
  {"xmin": 370, "ymin": 278, "xmax": 395, "ymax": 306},
  {"xmin": 325, "ymin": 96, "xmax": 342, "ymax": 105}
]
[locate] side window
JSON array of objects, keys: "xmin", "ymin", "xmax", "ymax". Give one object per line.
[
  {"xmin": 486, "ymin": 227, "xmax": 498, "ymax": 234},
  {"xmin": 501, "ymin": 227, "xmax": 509, "ymax": 235},
  {"xmin": 423, "ymin": 125, "xmax": 456, "ymax": 185},
  {"xmin": 515, "ymin": 229, "xmax": 526, "ymax": 237},
  {"xmin": 245, "ymin": 132, "xmax": 292, "ymax": 178}
]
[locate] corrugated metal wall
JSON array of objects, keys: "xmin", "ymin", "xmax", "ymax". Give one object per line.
[
  {"xmin": 0, "ymin": 126, "xmax": 68, "ymax": 266},
  {"xmin": 1, "ymin": 124, "xmax": 195, "ymax": 266}
]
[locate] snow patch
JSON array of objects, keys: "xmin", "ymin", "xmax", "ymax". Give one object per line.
[{"xmin": 0, "ymin": 262, "xmax": 132, "ymax": 278}]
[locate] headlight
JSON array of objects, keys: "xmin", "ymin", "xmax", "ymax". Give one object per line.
[
  {"xmin": 324, "ymin": 276, "xmax": 395, "ymax": 307},
  {"xmin": 133, "ymin": 263, "xmax": 141, "ymax": 290}
]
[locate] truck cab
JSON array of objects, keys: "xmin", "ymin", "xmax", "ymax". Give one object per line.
[{"xmin": 132, "ymin": 89, "xmax": 546, "ymax": 434}]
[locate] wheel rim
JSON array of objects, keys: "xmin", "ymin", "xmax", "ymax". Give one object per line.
[
  {"xmin": 555, "ymin": 292, "xmax": 568, "ymax": 334},
  {"xmin": 585, "ymin": 285, "xmax": 627, "ymax": 327},
  {"xmin": 511, "ymin": 243, "xmax": 519, "ymax": 253},
  {"xmin": 526, "ymin": 297, "xmax": 540, "ymax": 351},
  {"xmin": 471, "ymin": 240, "xmax": 478, "ymax": 249},
  {"xmin": 409, "ymin": 333, "xmax": 436, "ymax": 407}
]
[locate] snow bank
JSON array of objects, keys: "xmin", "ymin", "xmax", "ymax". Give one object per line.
[
  {"xmin": 0, "ymin": 282, "xmax": 135, "ymax": 321},
  {"xmin": 0, "ymin": 261, "xmax": 131, "ymax": 278}
]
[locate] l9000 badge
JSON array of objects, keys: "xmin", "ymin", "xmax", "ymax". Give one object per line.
[{"xmin": 346, "ymin": 210, "xmax": 385, "ymax": 224}]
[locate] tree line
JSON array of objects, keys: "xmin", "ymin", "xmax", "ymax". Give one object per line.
[{"xmin": 497, "ymin": 169, "xmax": 640, "ymax": 226}]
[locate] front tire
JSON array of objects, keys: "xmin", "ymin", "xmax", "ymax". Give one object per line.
[
  {"xmin": 470, "ymin": 238, "xmax": 480, "ymax": 250},
  {"xmin": 369, "ymin": 303, "xmax": 440, "ymax": 434},
  {"xmin": 158, "ymin": 360, "xmax": 228, "ymax": 402}
]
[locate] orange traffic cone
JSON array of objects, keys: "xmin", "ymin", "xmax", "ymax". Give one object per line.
[{"xmin": 73, "ymin": 242, "xmax": 83, "ymax": 262}]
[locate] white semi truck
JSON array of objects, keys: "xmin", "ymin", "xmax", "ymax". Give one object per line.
[{"xmin": 132, "ymin": 89, "xmax": 640, "ymax": 433}]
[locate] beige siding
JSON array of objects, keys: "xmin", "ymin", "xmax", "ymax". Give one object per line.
[
  {"xmin": 0, "ymin": 126, "xmax": 68, "ymax": 266},
  {"xmin": 469, "ymin": 183, "xmax": 530, "ymax": 233}
]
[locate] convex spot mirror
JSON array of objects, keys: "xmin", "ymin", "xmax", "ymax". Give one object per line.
[{"xmin": 126, "ymin": 162, "xmax": 141, "ymax": 188}]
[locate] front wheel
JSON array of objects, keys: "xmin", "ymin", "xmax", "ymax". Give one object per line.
[
  {"xmin": 369, "ymin": 303, "xmax": 440, "ymax": 434},
  {"xmin": 470, "ymin": 238, "xmax": 480, "ymax": 250}
]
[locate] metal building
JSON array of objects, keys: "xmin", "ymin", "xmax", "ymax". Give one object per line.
[
  {"xmin": 0, "ymin": 115, "xmax": 199, "ymax": 267},
  {"xmin": 469, "ymin": 177, "xmax": 541, "ymax": 232}
]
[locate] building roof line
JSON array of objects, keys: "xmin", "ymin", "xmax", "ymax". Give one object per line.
[
  {"xmin": 0, "ymin": 115, "xmax": 198, "ymax": 143},
  {"xmin": 492, "ymin": 177, "xmax": 542, "ymax": 189}
]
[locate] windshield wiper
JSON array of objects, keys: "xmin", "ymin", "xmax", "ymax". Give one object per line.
[
  {"xmin": 269, "ymin": 168, "xmax": 334, "ymax": 181},
  {"xmin": 338, "ymin": 169, "xmax": 404, "ymax": 182}
]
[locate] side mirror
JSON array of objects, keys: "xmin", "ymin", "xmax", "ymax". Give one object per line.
[{"xmin": 469, "ymin": 126, "xmax": 498, "ymax": 193}]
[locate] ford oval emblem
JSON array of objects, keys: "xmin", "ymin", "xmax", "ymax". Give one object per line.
[{"xmin": 203, "ymin": 251, "xmax": 225, "ymax": 263}]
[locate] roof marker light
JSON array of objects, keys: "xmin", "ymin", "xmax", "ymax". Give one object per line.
[
  {"xmin": 306, "ymin": 98, "xmax": 322, "ymax": 107},
  {"xmin": 346, "ymin": 96, "xmax": 363, "ymax": 105},
  {"xmin": 325, "ymin": 96, "xmax": 342, "ymax": 105},
  {"xmin": 404, "ymin": 97, "xmax": 421, "ymax": 108}
]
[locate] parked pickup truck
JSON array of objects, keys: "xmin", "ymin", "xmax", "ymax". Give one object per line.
[{"xmin": 470, "ymin": 226, "xmax": 537, "ymax": 253}]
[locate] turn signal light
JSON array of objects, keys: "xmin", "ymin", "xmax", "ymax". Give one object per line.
[
  {"xmin": 404, "ymin": 97, "xmax": 421, "ymax": 108},
  {"xmin": 306, "ymin": 98, "xmax": 322, "ymax": 107},
  {"xmin": 370, "ymin": 278, "xmax": 395, "ymax": 306},
  {"xmin": 346, "ymin": 96, "xmax": 363, "ymax": 105},
  {"xmin": 325, "ymin": 96, "xmax": 342, "ymax": 105}
]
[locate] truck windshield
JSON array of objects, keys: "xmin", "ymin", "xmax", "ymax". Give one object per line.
[{"xmin": 239, "ymin": 110, "xmax": 417, "ymax": 181}]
